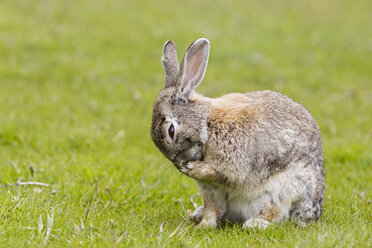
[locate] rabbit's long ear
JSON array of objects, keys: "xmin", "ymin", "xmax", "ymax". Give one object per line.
[
  {"xmin": 177, "ymin": 38, "xmax": 210, "ymax": 98},
  {"xmin": 162, "ymin": 40, "xmax": 179, "ymax": 88}
]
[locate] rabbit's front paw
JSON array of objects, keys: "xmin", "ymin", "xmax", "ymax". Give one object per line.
[
  {"xmin": 179, "ymin": 161, "xmax": 206, "ymax": 180},
  {"xmin": 179, "ymin": 162, "xmax": 195, "ymax": 174},
  {"xmin": 180, "ymin": 161, "xmax": 222, "ymax": 183}
]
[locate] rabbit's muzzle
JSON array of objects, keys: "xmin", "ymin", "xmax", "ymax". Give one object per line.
[{"xmin": 173, "ymin": 142, "xmax": 203, "ymax": 169}]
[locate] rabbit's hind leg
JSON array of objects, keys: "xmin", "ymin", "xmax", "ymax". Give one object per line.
[
  {"xmin": 289, "ymin": 192, "xmax": 322, "ymax": 225},
  {"xmin": 243, "ymin": 218, "xmax": 271, "ymax": 229}
]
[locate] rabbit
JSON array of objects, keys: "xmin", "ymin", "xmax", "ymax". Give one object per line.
[{"xmin": 151, "ymin": 38, "xmax": 325, "ymax": 229}]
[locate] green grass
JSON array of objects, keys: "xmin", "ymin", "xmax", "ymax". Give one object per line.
[{"xmin": 0, "ymin": 0, "xmax": 371, "ymax": 247}]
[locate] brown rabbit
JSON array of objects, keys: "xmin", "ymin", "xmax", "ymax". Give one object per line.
[{"xmin": 151, "ymin": 38, "xmax": 325, "ymax": 228}]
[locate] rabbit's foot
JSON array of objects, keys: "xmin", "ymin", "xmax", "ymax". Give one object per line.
[
  {"xmin": 243, "ymin": 218, "xmax": 271, "ymax": 229},
  {"xmin": 187, "ymin": 206, "xmax": 204, "ymax": 224},
  {"xmin": 196, "ymin": 213, "xmax": 219, "ymax": 229}
]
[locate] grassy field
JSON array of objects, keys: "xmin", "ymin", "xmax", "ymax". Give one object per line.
[{"xmin": 0, "ymin": 0, "xmax": 371, "ymax": 247}]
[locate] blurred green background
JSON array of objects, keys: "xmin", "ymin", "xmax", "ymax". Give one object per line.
[{"xmin": 0, "ymin": 0, "xmax": 371, "ymax": 247}]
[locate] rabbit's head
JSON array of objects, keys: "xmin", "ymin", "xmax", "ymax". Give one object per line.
[{"xmin": 151, "ymin": 39, "xmax": 210, "ymax": 167}]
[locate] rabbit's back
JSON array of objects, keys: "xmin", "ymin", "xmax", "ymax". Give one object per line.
[{"xmin": 204, "ymin": 90, "xmax": 324, "ymax": 187}]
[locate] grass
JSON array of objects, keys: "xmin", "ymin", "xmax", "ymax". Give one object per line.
[{"xmin": 0, "ymin": 0, "xmax": 371, "ymax": 247}]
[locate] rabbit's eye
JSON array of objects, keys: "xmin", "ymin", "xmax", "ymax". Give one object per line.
[{"xmin": 168, "ymin": 124, "xmax": 175, "ymax": 140}]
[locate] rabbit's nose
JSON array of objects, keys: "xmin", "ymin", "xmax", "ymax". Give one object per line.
[{"xmin": 174, "ymin": 143, "xmax": 204, "ymax": 165}]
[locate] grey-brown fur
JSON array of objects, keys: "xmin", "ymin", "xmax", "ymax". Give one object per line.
[{"xmin": 151, "ymin": 38, "xmax": 325, "ymax": 228}]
